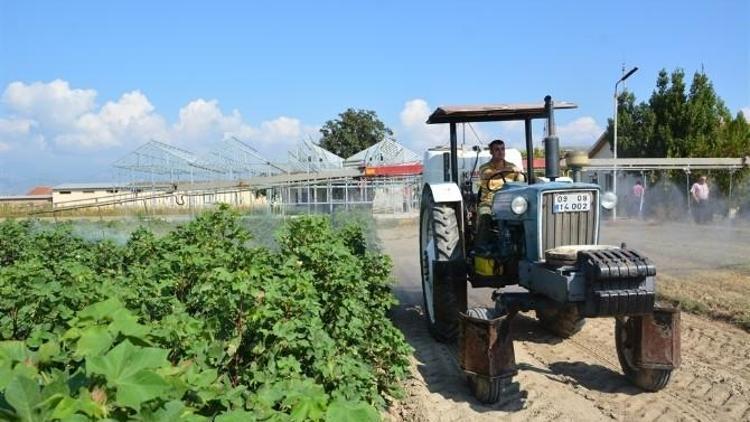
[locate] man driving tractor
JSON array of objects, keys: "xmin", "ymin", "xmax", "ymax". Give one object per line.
[{"xmin": 476, "ymin": 139, "xmax": 524, "ymax": 244}]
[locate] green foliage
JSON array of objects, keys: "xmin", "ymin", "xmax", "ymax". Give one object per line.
[
  {"xmin": 0, "ymin": 205, "xmax": 411, "ymax": 420},
  {"xmin": 319, "ymin": 108, "xmax": 394, "ymax": 158},
  {"xmin": 602, "ymin": 68, "xmax": 750, "ymax": 199}
]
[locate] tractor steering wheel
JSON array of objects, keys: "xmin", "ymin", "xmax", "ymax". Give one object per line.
[{"xmin": 486, "ymin": 169, "xmax": 526, "ymax": 191}]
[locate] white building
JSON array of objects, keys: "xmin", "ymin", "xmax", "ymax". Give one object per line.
[
  {"xmin": 583, "ymin": 133, "xmax": 614, "ymax": 190},
  {"xmin": 51, "ymin": 183, "xmax": 266, "ymax": 211}
]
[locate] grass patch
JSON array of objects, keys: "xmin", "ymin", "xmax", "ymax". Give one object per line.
[{"xmin": 657, "ymin": 271, "xmax": 750, "ymax": 332}]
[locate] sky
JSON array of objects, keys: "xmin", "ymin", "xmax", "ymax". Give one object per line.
[{"xmin": 0, "ymin": 0, "xmax": 748, "ymax": 193}]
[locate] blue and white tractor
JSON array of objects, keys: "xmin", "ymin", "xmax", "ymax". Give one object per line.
[{"xmin": 419, "ymin": 96, "xmax": 680, "ymax": 403}]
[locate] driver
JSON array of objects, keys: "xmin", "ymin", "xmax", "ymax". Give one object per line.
[{"xmin": 477, "ymin": 139, "xmax": 524, "ymax": 241}]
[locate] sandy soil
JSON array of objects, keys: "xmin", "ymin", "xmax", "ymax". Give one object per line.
[{"xmin": 381, "ymin": 218, "xmax": 750, "ymax": 421}]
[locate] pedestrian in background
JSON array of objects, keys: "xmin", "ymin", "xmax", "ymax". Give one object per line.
[
  {"xmin": 690, "ymin": 175, "xmax": 710, "ymax": 224},
  {"xmin": 632, "ymin": 180, "xmax": 645, "ymax": 219}
]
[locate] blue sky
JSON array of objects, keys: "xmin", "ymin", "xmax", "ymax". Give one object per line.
[{"xmin": 1, "ymin": 0, "xmax": 748, "ymax": 193}]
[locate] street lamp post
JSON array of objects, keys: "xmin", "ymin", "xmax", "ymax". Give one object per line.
[{"xmin": 613, "ymin": 66, "xmax": 639, "ymax": 220}]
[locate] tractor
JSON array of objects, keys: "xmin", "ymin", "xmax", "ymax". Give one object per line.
[{"xmin": 419, "ymin": 96, "xmax": 680, "ymax": 403}]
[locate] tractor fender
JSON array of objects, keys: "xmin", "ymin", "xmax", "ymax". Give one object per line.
[
  {"xmin": 423, "ymin": 183, "xmax": 465, "ymax": 246},
  {"xmin": 425, "ymin": 182, "xmax": 463, "ymax": 205}
]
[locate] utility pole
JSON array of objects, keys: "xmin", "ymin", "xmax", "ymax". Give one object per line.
[{"xmin": 613, "ymin": 66, "xmax": 639, "ymax": 220}]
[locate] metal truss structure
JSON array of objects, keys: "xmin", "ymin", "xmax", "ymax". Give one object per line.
[
  {"xmin": 287, "ymin": 140, "xmax": 344, "ymax": 172},
  {"xmin": 267, "ymin": 174, "xmax": 422, "ymax": 215},
  {"xmin": 108, "ymin": 139, "xmax": 424, "ymax": 216},
  {"xmin": 204, "ymin": 137, "xmax": 288, "ymax": 180},
  {"xmin": 114, "ymin": 137, "xmax": 424, "ymax": 186},
  {"xmin": 113, "ymin": 140, "xmax": 223, "ymax": 184},
  {"xmin": 344, "ymin": 138, "xmax": 421, "ymax": 168}
]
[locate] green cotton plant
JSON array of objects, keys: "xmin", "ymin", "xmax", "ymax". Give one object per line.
[
  {"xmin": 0, "ymin": 219, "xmax": 34, "ymax": 266},
  {"xmin": 0, "ymin": 300, "xmax": 222, "ymax": 420},
  {"xmin": 277, "ymin": 216, "xmax": 412, "ymax": 404},
  {"xmin": 0, "ymin": 205, "xmax": 411, "ymax": 420}
]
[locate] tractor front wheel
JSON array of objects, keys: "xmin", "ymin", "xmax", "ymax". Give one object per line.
[
  {"xmin": 467, "ymin": 373, "xmax": 518, "ymax": 404},
  {"xmin": 419, "ymin": 189, "xmax": 467, "ymax": 343},
  {"xmin": 615, "ymin": 316, "xmax": 672, "ymax": 391}
]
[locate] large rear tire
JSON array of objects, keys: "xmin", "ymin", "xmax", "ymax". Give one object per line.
[
  {"xmin": 535, "ymin": 304, "xmax": 586, "ymax": 338},
  {"xmin": 615, "ymin": 316, "xmax": 672, "ymax": 391},
  {"xmin": 419, "ymin": 188, "xmax": 467, "ymax": 343}
]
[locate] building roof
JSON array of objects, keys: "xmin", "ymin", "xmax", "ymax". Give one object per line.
[
  {"xmin": 588, "ymin": 132, "xmax": 610, "ymax": 158},
  {"xmin": 26, "ymin": 186, "xmax": 52, "ymax": 195},
  {"xmin": 0, "ymin": 195, "xmax": 52, "ymax": 201},
  {"xmin": 53, "ymin": 183, "xmax": 125, "ymax": 191}
]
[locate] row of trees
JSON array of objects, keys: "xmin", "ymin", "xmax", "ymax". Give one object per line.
[
  {"xmin": 603, "ymin": 68, "xmax": 750, "ymax": 199},
  {"xmin": 607, "ymin": 69, "xmax": 749, "ymax": 159},
  {"xmin": 315, "ymin": 69, "xmax": 750, "ymax": 207}
]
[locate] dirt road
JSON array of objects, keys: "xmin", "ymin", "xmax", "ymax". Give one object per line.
[{"xmin": 381, "ymin": 219, "xmax": 750, "ymax": 421}]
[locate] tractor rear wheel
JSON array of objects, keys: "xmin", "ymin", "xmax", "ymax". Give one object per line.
[
  {"xmin": 419, "ymin": 189, "xmax": 467, "ymax": 343},
  {"xmin": 535, "ymin": 304, "xmax": 586, "ymax": 338},
  {"xmin": 615, "ymin": 316, "xmax": 672, "ymax": 391}
]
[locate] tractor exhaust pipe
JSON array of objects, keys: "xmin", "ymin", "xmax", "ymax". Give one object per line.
[{"xmin": 543, "ymin": 95, "xmax": 560, "ymax": 181}]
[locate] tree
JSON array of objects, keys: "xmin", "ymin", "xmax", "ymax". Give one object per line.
[
  {"xmin": 598, "ymin": 68, "xmax": 750, "ymax": 201},
  {"xmin": 319, "ymin": 109, "xmax": 393, "ymax": 158},
  {"xmin": 684, "ymin": 71, "xmax": 731, "ymax": 156},
  {"xmin": 651, "ymin": 69, "xmax": 689, "ymax": 157},
  {"xmin": 602, "ymin": 90, "xmax": 656, "ymax": 158},
  {"xmin": 714, "ymin": 111, "xmax": 750, "ymax": 201}
]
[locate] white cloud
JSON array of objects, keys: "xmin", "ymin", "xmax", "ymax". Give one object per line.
[
  {"xmin": 741, "ymin": 107, "xmax": 750, "ymax": 122},
  {"xmin": 1, "ymin": 81, "xmax": 169, "ymax": 150},
  {"xmin": 56, "ymin": 90, "xmax": 168, "ymax": 149},
  {"xmin": 0, "ymin": 118, "xmax": 42, "ymax": 152},
  {"xmin": 0, "ymin": 117, "xmax": 34, "ymax": 137},
  {"xmin": 2, "ymin": 80, "xmax": 96, "ymax": 129},
  {"xmin": 0, "ymin": 80, "xmax": 317, "ymax": 158},
  {"xmin": 168, "ymin": 101, "xmax": 316, "ymax": 155},
  {"xmin": 398, "ymin": 99, "xmax": 449, "ymax": 151},
  {"xmin": 172, "ymin": 99, "xmax": 248, "ymax": 146},
  {"xmin": 258, "ymin": 117, "xmax": 302, "ymax": 141},
  {"xmin": 556, "ymin": 116, "xmax": 602, "ymax": 146}
]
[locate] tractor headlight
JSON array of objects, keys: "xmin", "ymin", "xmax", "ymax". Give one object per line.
[
  {"xmin": 601, "ymin": 191, "xmax": 617, "ymax": 210},
  {"xmin": 510, "ymin": 196, "xmax": 528, "ymax": 215}
]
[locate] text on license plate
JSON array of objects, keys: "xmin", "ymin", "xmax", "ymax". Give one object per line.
[{"xmin": 553, "ymin": 193, "xmax": 591, "ymax": 213}]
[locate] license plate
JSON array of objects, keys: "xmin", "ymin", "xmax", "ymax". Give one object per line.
[{"xmin": 553, "ymin": 192, "xmax": 591, "ymax": 213}]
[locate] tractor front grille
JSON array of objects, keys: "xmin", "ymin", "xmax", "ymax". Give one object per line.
[{"xmin": 539, "ymin": 190, "xmax": 598, "ymax": 256}]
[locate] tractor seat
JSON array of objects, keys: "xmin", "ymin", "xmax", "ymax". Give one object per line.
[{"xmin": 544, "ymin": 244, "xmax": 620, "ymax": 267}]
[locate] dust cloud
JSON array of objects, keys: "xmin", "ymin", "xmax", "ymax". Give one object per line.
[{"xmin": 601, "ymin": 171, "xmax": 750, "ymax": 275}]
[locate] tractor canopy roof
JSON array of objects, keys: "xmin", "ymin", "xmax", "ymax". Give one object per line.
[{"xmin": 426, "ymin": 102, "xmax": 577, "ymax": 124}]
